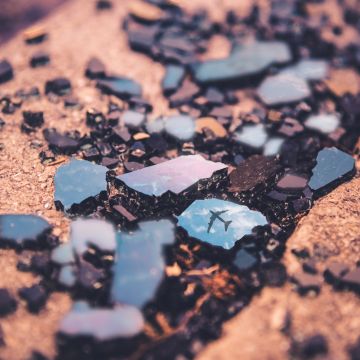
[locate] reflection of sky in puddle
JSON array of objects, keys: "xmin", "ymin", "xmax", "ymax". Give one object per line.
[
  {"xmin": 117, "ymin": 155, "xmax": 227, "ymax": 196},
  {"xmin": 177, "ymin": 199, "xmax": 268, "ymax": 249},
  {"xmin": 111, "ymin": 220, "xmax": 175, "ymax": 308}
]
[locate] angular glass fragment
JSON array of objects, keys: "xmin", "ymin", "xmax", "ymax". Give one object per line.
[
  {"xmin": 122, "ymin": 110, "xmax": 145, "ymax": 129},
  {"xmin": 234, "ymin": 249, "xmax": 258, "ymax": 271},
  {"xmin": 304, "ymin": 113, "xmax": 340, "ymax": 134},
  {"xmin": 0, "ymin": 59, "xmax": 13, "ymax": 84},
  {"xmin": 58, "ymin": 265, "xmax": 76, "ymax": 287},
  {"xmin": 43, "ymin": 128, "xmax": 80, "ymax": 154},
  {"xmin": 257, "ymin": 73, "xmax": 310, "ymax": 105},
  {"xmin": 85, "ymin": 57, "xmax": 106, "ymax": 79},
  {"xmin": 54, "ymin": 159, "xmax": 108, "ymax": 212},
  {"xmin": 234, "ymin": 123, "xmax": 268, "ymax": 148},
  {"xmin": 51, "ymin": 242, "xmax": 74, "ymax": 265},
  {"xmin": 162, "ymin": 65, "xmax": 185, "ymax": 94},
  {"xmin": 116, "ymin": 155, "xmax": 227, "ymax": 197},
  {"xmin": 192, "ymin": 41, "xmax": 291, "ymax": 84},
  {"xmin": 277, "ymin": 174, "xmax": 308, "ymax": 190},
  {"xmin": 45, "ymin": 78, "xmax": 71, "ymax": 96},
  {"xmin": 281, "ymin": 59, "xmax": 328, "ymax": 80},
  {"xmin": 0, "ymin": 214, "xmax": 51, "ymax": 248},
  {"xmin": 70, "ymin": 219, "xmax": 116, "ymax": 255},
  {"xmin": 229, "ymin": 155, "xmax": 281, "ymax": 193},
  {"xmin": 59, "ymin": 302, "xmax": 144, "ymax": 340},
  {"xmin": 111, "ymin": 220, "xmax": 174, "ymax": 307},
  {"xmin": 96, "ymin": 76, "xmax": 142, "ymax": 99},
  {"xmin": 177, "ymin": 199, "xmax": 267, "ymax": 249},
  {"xmin": 308, "ymin": 147, "xmax": 355, "ymax": 192},
  {"xmin": 164, "ymin": 114, "xmax": 195, "ymax": 141},
  {"xmin": 263, "ymin": 137, "xmax": 284, "ymax": 156}
]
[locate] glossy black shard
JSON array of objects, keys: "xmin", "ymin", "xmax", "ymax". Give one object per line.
[
  {"xmin": 177, "ymin": 199, "xmax": 268, "ymax": 249},
  {"xmin": 0, "ymin": 214, "xmax": 51, "ymax": 248},
  {"xmin": 192, "ymin": 41, "xmax": 291, "ymax": 84},
  {"xmin": 308, "ymin": 147, "xmax": 355, "ymax": 193},
  {"xmin": 0, "ymin": 59, "xmax": 13, "ymax": 84},
  {"xmin": 30, "ymin": 51, "xmax": 50, "ymax": 68},
  {"xmin": 233, "ymin": 249, "xmax": 258, "ymax": 271},
  {"xmin": 85, "ymin": 57, "xmax": 106, "ymax": 79},
  {"xmin": 22, "ymin": 111, "xmax": 44, "ymax": 129},
  {"xmin": 45, "ymin": 78, "xmax": 71, "ymax": 96},
  {"xmin": 18, "ymin": 284, "xmax": 48, "ymax": 313},
  {"xmin": 292, "ymin": 334, "xmax": 328, "ymax": 359},
  {"xmin": 324, "ymin": 262, "xmax": 349, "ymax": 285},
  {"xmin": 59, "ymin": 301, "xmax": 144, "ymax": 340},
  {"xmin": 96, "ymin": 0, "xmax": 112, "ymax": 10},
  {"xmin": 229, "ymin": 155, "xmax": 281, "ymax": 193},
  {"xmin": 54, "ymin": 159, "xmax": 108, "ymax": 213},
  {"xmin": 111, "ymin": 220, "xmax": 174, "ymax": 307},
  {"xmin": 0, "ymin": 289, "xmax": 17, "ymax": 317},
  {"xmin": 96, "ymin": 76, "xmax": 142, "ymax": 99},
  {"xmin": 43, "ymin": 128, "xmax": 80, "ymax": 154},
  {"xmin": 162, "ymin": 64, "xmax": 186, "ymax": 94}
]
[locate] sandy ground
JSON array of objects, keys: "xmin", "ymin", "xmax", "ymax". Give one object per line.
[{"xmin": 0, "ymin": 0, "xmax": 359, "ymax": 359}]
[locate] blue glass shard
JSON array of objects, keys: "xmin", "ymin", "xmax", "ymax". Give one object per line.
[
  {"xmin": 59, "ymin": 301, "xmax": 144, "ymax": 340},
  {"xmin": 58, "ymin": 265, "xmax": 76, "ymax": 287},
  {"xmin": 234, "ymin": 124, "xmax": 268, "ymax": 149},
  {"xmin": 122, "ymin": 110, "xmax": 145, "ymax": 129},
  {"xmin": 177, "ymin": 199, "xmax": 268, "ymax": 249},
  {"xmin": 116, "ymin": 155, "xmax": 227, "ymax": 197},
  {"xmin": 71, "ymin": 218, "xmax": 116, "ymax": 256},
  {"xmin": 0, "ymin": 214, "xmax": 51, "ymax": 247},
  {"xmin": 193, "ymin": 41, "xmax": 291, "ymax": 84},
  {"xmin": 304, "ymin": 113, "xmax": 340, "ymax": 134},
  {"xmin": 308, "ymin": 147, "xmax": 355, "ymax": 192},
  {"xmin": 54, "ymin": 159, "xmax": 108, "ymax": 212},
  {"xmin": 164, "ymin": 114, "xmax": 195, "ymax": 141},
  {"xmin": 162, "ymin": 65, "xmax": 185, "ymax": 93},
  {"xmin": 51, "ymin": 242, "xmax": 75, "ymax": 265},
  {"xmin": 257, "ymin": 73, "xmax": 311, "ymax": 105},
  {"xmin": 234, "ymin": 249, "xmax": 258, "ymax": 271},
  {"xmin": 111, "ymin": 220, "xmax": 175, "ymax": 308},
  {"xmin": 96, "ymin": 76, "xmax": 142, "ymax": 99},
  {"xmin": 282, "ymin": 59, "xmax": 328, "ymax": 80}
]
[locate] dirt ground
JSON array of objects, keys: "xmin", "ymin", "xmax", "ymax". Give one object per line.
[{"xmin": 0, "ymin": 0, "xmax": 359, "ymax": 359}]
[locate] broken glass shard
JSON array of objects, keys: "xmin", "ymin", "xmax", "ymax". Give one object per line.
[
  {"xmin": 229, "ymin": 155, "xmax": 281, "ymax": 193},
  {"xmin": 59, "ymin": 302, "xmax": 144, "ymax": 340},
  {"xmin": 116, "ymin": 155, "xmax": 227, "ymax": 197},
  {"xmin": 277, "ymin": 173, "xmax": 308, "ymax": 191},
  {"xmin": 0, "ymin": 59, "xmax": 13, "ymax": 84},
  {"xmin": 164, "ymin": 114, "xmax": 195, "ymax": 141},
  {"xmin": 0, "ymin": 214, "xmax": 51, "ymax": 248},
  {"xmin": 70, "ymin": 219, "xmax": 116, "ymax": 256},
  {"xmin": 177, "ymin": 199, "xmax": 268, "ymax": 249},
  {"xmin": 111, "ymin": 220, "xmax": 174, "ymax": 308},
  {"xmin": 308, "ymin": 147, "xmax": 355, "ymax": 192},
  {"xmin": 96, "ymin": 76, "xmax": 142, "ymax": 99},
  {"xmin": 234, "ymin": 123, "xmax": 268, "ymax": 149},
  {"xmin": 304, "ymin": 113, "xmax": 340, "ymax": 134},
  {"xmin": 43, "ymin": 128, "xmax": 80, "ymax": 154},
  {"xmin": 54, "ymin": 159, "xmax": 108, "ymax": 212},
  {"xmin": 122, "ymin": 110, "xmax": 145, "ymax": 129},
  {"xmin": 281, "ymin": 59, "xmax": 328, "ymax": 80},
  {"xmin": 162, "ymin": 65, "xmax": 185, "ymax": 94},
  {"xmin": 234, "ymin": 249, "xmax": 258, "ymax": 271},
  {"xmin": 51, "ymin": 242, "xmax": 74, "ymax": 265},
  {"xmin": 263, "ymin": 137, "xmax": 284, "ymax": 156},
  {"xmin": 192, "ymin": 41, "xmax": 291, "ymax": 84},
  {"xmin": 257, "ymin": 73, "xmax": 310, "ymax": 105}
]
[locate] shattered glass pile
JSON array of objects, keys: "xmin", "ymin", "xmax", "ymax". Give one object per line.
[{"xmin": 0, "ymin": 0, "xmax": 359, "ymax": 359}]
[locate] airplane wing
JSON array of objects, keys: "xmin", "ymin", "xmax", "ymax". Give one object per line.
[{"xmin": 207, "ymin": 217, "xmax": 215, "ymax": 233}]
